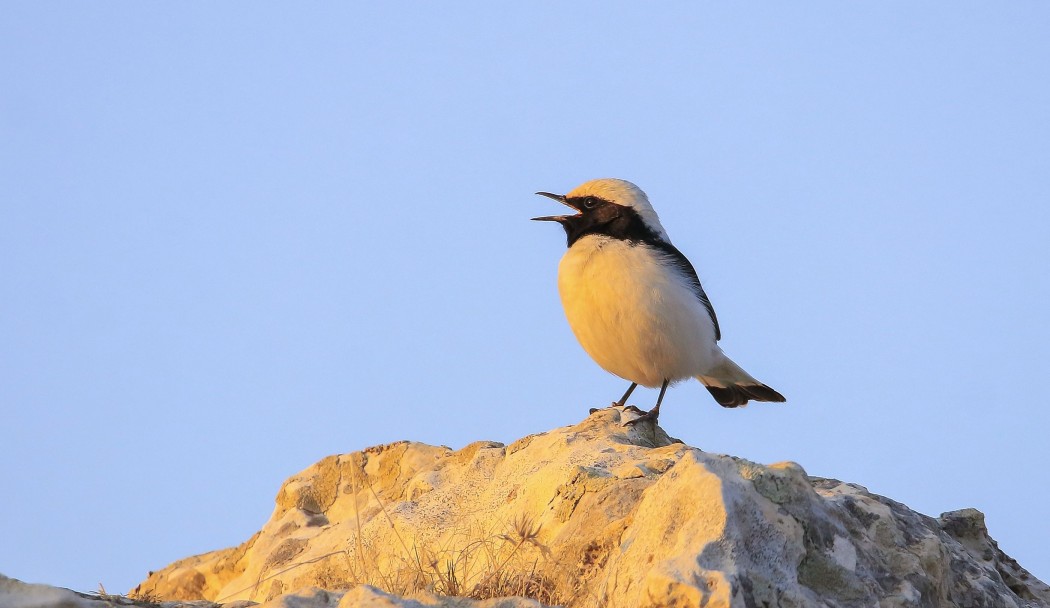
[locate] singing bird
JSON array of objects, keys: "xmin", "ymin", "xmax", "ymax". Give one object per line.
[{"xmin": 533, "ymin": 178, "xmax": 785, "ymax": 423}]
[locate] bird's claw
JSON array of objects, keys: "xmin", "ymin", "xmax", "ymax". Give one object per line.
[{"xmin": 623, "ymin": 408, "xmax": 659, "ymax": 427}]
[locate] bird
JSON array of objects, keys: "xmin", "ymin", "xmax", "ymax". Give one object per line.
[{"xmin": 532, "ymin": 178, "xmax": 785, "ymax": 424}]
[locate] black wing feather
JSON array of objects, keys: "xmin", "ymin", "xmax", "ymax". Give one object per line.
[{"xmin": 648, "ymin": 241, "xmax": 721, "ymax": 341}]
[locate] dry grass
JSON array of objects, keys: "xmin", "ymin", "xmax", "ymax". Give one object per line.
[
  {"xmin": 214, "ymin": 452, "xmax": 604, "ymax": 607},
  {"xmin": 341, "ymin": 500, "xmax": 590, "ymax": 605},
  {"xmin": 85, "ymin": 584, "xmax": 197, "ymax": 607}
]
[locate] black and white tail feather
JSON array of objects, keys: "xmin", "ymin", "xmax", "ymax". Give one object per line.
[{"xmin": 697, "ymin": 357, "xmax": 786, "ymax": 408}]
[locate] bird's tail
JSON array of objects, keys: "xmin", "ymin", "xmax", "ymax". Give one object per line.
[{"xmin": 696, "ymin": 355, "xmax": 786, "ymax": 408}]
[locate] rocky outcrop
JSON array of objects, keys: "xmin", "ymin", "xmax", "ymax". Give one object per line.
[
  {"xmin": 0, "ymin": 574, "xmax": 541, "ymax": 608},
  {"xmin": 131, "ymin": 407, "xmax": 1049, "ymax": 608},
  {"xmin": 1, "ymin": 574, "xmax": 100, "ymax": 608}
]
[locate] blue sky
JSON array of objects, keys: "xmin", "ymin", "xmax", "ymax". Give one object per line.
[{"xmin": 2, "ymin": 3, "xmax": 1048, "ymax": 594}]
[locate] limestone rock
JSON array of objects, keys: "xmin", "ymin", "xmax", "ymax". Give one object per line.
[
  {"xmin": 1, "ymin": 574, "xmax": 101, "ymax": 608},
  {"xmin": 132, "ymin": 407, "xmax": 1049, "ymax": 608},
  {"xmin": 0, "ymin": 574, "xmax": 538, "ymax": 608},
  {"xmin": 249, "ymin": 585, "xmax": 544, "ymax": 608}
]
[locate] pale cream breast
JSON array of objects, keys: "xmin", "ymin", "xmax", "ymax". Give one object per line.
[{"xmin": 557, "ymin": 235, "xmax": 720, "ymax": 387}]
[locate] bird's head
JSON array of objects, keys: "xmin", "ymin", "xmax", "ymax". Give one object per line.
[{"xmin": 532, "ymin": 178, "xmax": 669, "ymax": 247}]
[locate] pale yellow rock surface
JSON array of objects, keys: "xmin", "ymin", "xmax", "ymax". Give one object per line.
[
  {"xmin": 131, "ymin": 407, "xmax": 1050, "ymax": 608},
  {"xmin": 0, "ymin": 574, "xmax": 540, "ymax": 608},
  {"xmin": 250, "ymin": 585, "xmax": 544, "ymax": 608}
]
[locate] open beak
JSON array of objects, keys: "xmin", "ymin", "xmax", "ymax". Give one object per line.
[{"xmin": 531, "ymin": 191, "xmax": 578, "ymax": 222}]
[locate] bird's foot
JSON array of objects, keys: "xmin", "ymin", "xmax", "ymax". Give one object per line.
[
  {"xmin": 623, "ymin": 407, "xmax": 660, "ymax": 427},
  {"xmin": 592, "ymin": 403, "xmax": 642, "ymax": 415}
]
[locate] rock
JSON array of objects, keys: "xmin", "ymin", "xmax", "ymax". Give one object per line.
[
  {"xmin": 0, "ymin": 573, "xmax": 224, "ymax": 608},
  {"xmin": 0, "ymin": 574, "xmax": 538, "ymax": 608},
  {"xmin": 250, "ymin": 585, "xmax": 544, "ymax": 607},
  {"xmin": 1, "ymin": 574, "xmax": 101, "ymax": 608},
  {"xmin": 131, "ymin": 407, "xmax": 1050, "ymax": 608}
]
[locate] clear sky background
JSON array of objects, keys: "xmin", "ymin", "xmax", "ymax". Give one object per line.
[{"xmin": 2, "ymin": 3, "xmax": 1048, "ymax": 595}]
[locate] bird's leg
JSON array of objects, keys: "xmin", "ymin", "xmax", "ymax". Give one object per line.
[
  {"xmin": 592, "ymin": 382, "xmax": 640, "ymax": 414},
  {"xmin": 650, "ymin": 379, "xmax": 669, "ymax": 419},
  {"xmin": 614, "ymin": 382, "xmax": 638, "ymax": 407},
  {"xmin": 625, "ymin": 379, "xmax": 669, "ymax": 426},
  {"xmin": 597, "ymin": 382, "xmax": 640, "ymax": 414}
]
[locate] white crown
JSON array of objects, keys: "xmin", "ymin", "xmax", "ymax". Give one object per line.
[{"xmin": 565, "ymin": 178, "xmax": 669, "ymax": 241}]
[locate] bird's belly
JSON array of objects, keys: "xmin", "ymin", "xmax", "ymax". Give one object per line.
[{"xmin": 557, "ymin": 238, "xmax": 718, "ymax": 387}]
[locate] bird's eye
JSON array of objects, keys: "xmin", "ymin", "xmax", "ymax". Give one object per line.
[{"xmin": 583, "ymin": 197, "xmax": 599, "ymax": 209}]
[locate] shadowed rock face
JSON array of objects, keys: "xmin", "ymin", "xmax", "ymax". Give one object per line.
[{"xmin": 129, "ymin": 407, "xmax": 1050, "ymax": 608}]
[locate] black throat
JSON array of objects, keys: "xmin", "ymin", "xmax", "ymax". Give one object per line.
[{"xmin": 560, "ymin": 198, "xmax": 665, "ymax": 248}]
